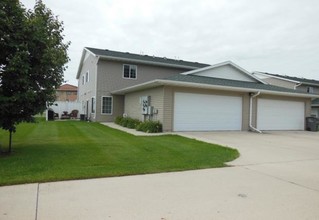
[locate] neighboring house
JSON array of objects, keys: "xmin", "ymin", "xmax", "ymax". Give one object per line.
[
  {"xmin": 252, "ymin": 72, "xmax": 319, "ymax": 117},
  {"xmin": 56, "ymin": 84, "xmax": 78, "ymax": 101},
  {"xmin": 312, "ymin": 98, "xmax": 319, "ymax": 117},
  {"xmin": 46, "ymin": 84, "xmax": 81, "ymax": 120},
  {"xmin": 77, "ymin": 47, "xmax": 319, "ymax": 131}
]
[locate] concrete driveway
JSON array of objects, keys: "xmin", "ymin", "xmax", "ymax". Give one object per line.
[{"xmin": 1, "ymin": 131, "xmax": 319, "ymax": 220}]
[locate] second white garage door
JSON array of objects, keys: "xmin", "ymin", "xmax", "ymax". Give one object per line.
[
  {"xmin": 174, "ymin": 92, "xmax": 242, "ymax": 131},
  {"xmin": 257, "ymin": 99, "xmax": 305, "ymax": 130}
]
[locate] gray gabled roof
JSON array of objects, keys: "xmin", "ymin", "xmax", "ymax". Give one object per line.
[
  {"xmin": 85, "ymin": 47, "xmax": 209, "ymax": 69},
  {"xmin": 165, "ymin": 74, "xmax": 311, "ymax": 94},
  {"xmin": 112, "ymin": 74, "xmax": 319, "ymax": 98}
]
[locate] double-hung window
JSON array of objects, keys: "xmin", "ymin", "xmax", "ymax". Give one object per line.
[
  {"xmin": 101, "ymin": 96, "xmax": 112, "ymax": 114},
  {"xmin": 307, "ymin": 86, "xmax": 314, "ymax": 93},
  {"xmin": 82, "ymin": 71, "xmax": 89, "ymax": 85},
  {"xmin": 123, "ymin": 64, "xmax": 137, "ymax": 79}
]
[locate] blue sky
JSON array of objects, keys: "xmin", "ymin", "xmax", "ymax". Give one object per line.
[{"xmin": 20, "ymin": 0, "xmax": 319, "ymax": 86}]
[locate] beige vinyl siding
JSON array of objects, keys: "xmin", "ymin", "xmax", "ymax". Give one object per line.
[
  {"xmin": 124, "ymin": 87, "xmax": 164, "ymax": 122},
  {"xmin": 242, "ymin": 94, "xmax": 250, "ymax": 131},
  {"xmin": 251, "ymin": 97, "xmax": 258, "ymax": 129},
  {"xmin": 94, "ymin": 60, "xmax": 190, "ymax": 122},
  {"xmin": 97, "ymin": 60, "xmax": 189, "ymax": 92},
  {"xmin": 77, "ymin": 53, "xmax": 98, "ymax": 121},
  {"xmin": 78, "ymin": 54, "xmax": 97, "ymax": 100},
  {"xmin": 194, "ymin": 64, "xmax": 256, "ymax": 82},
  {"xmin": 297, "ymin": 85, "xmax": 319, "ymax": 95},
  {"xmin": 163, "ymin": 86, "xmax": 174, "ymax": 132},
  {"xmin": 95, "ymin": 95, "xmax": 124, "ymax": 122}
]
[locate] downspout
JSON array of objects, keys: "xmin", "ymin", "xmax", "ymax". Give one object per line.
[
  {"xmin": 294, "ymin": 82, "xmax": 302, "ymax": 90},
  {"xmin": 249, "ymin": 91, "xmax": 262, "ymax": 133}
]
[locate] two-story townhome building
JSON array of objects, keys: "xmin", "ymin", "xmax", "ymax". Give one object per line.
[
  {"xmin": 77, "ymin": 47, "xmax": 318, "ymax": 132},
  {"xmin": 76, "ymin": 47, "xmax": 209, "ymax": 121},
  {"xmin": 252, "ymin": 72, "xmax": 319, "ymax": 117}
]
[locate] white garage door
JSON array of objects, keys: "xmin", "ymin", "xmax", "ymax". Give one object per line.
[
  {"xmin": 257, "ymin": 99, "xmax": 305, "ymax": 130},
  {"xmin": 173, "ymin": 92, "xmax": 242, "ymax": 131}
]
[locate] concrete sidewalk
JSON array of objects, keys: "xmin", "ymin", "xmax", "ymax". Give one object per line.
[
  {"xmin": 101, "ymin": 122, "xmax": 171, "ymax": 136},
  {"xmin": 1, "ymin": 131, "xmax": 319, "ymax": 219}
]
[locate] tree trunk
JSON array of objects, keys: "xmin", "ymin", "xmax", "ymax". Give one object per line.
[{"xmin": 8, "ymin": 129, "xmax": 13, "ymax": 153}]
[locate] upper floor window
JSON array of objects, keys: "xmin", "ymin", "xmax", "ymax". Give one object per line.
[
  {"xmin": 123, "ymin": 64, "xmax": 137, "ymax": 79},
  {"xmin": 307, "ymin": 86, "xmax": 314, "ymax": 93},
  {"xmin": 85, "ymin": 71, "xmax": 89, "ymax": 83},
  {"xmin": 82, "ymin": 75, "xmax": 85, "ymax": 85}
]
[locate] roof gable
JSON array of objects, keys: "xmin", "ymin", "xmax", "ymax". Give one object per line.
[
  {"xmin": 76, "ymin": 49, "xmax": 97, "ymax": 79},
  {"xmin": 182, "ymin": 61, "xmax": 264, "ymax": 83}
]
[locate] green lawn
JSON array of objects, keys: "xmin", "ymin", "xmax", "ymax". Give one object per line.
[{"xmin": 0, "ymin": 120, "xmax": 239, "ymax": 186}]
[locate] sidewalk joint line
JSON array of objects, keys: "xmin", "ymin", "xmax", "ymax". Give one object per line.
[
  {"xmin": 35, "ymin": 183, "xmax": 40, "ymax": 220},
  {"xmin": 242, "ymin": 166, "xmax": 319, "ymax": 193},
  {"xmin": 232, "ymin": 158, "xmax": 319, "ymax": 167}
]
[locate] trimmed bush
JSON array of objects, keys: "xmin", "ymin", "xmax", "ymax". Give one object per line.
[
  {"xmin": 115, "ymin": 117, "xmax": 161, "ymax": 133},
  {"xmin": 136, "ymin": 120, "xmax": 162, "ymax": 133},
  {"xmin": 121, "ymin": 117, "xmax": 128, "ymax": 127},
  {"xmin": 127, "ymin": 118, "xmax": 141, "ymax": 129},
  {"xmin": 114, "ymin": 116, "xmax": 123, "ymax": 125},
  {"xmin": 115, "ymin": 116, "xmax": 141, "ymax": 129}
]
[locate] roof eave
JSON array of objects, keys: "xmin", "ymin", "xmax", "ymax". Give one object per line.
[
  {"xmin": 97, "ymin": 55, "xmax": 201, "ymax": 70},
  {"xmin": 111, "ymin": 80, "xmax": 163, "ymax": 95},
  {"xmin": 302, "ymin": 82, "xmax": 319, "ymax": 86},
  {"xmin": 76, "ymin": 48, "xmax": 97, "ymax": 79},
  {"xmin": 112, "ymin": 80, "xmax": 319, "ymax": 98},
  {"xmin": 253, "ymin": 71, "xmax": 301, "ymax": 84}
]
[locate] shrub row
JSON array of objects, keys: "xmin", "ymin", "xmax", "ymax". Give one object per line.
[{"xmin": 114, "ymin": 116, "xmax": 162, "ymax": 133}]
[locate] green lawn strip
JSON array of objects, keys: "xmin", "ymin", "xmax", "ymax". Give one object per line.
[{"xmin": 0, "ymin": 121, "xmax": 239, "ymax": 186}]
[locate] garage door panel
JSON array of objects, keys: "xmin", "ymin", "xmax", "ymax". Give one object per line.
[
  {"xmin": 257, "ymin": 99, "xmax": 304, "ymax": 130},
  {"xmin": 174, "ymin": 93, "xmax": 242, "ymax": 131}
]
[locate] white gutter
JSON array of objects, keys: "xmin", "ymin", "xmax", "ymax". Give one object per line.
[
  {"xmin": 112, "ymin": 79, "xmax": 319, "ymax": 99},
  {"xmin": 97, "ymin": 55, "xmax": 202, "ymax": 70},
  {"xmin": 249, "ymin": 92, "xmax": 262, "ymax": 133}
]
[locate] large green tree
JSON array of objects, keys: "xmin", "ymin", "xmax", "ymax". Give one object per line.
[{"xmin": 0, "ymin": 0, "xmax": 70, "ymax": 153}]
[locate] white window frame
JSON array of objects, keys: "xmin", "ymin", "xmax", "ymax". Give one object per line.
[
  {"xmin": 123, "ymin": 64, "xmax": 137, "ymax": 79},
  {"xmin": 101, "ymin": 96, "xmax": 113, "ymax": 115}
]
